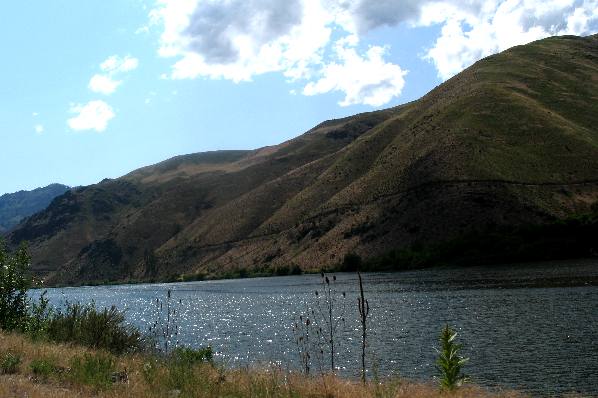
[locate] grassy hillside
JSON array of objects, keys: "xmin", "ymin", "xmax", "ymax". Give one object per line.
[
  {"xmin": 8, "ymin": 34, "xmax": 598, "ymax": 285},
  {"xmin": 0, "ymin": 184, "xmax": 70, "ymax": 234}
]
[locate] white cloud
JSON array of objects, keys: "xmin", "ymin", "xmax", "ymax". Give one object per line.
[
  {"xmin": 147, "ymin": 0, "xmax": 598, "ymax": 106},
  {"xmin": 304, "ymin": 44, "xmax": 407, "ymax": 107},
  {"xmin": 87, "ymin": 55, "xmax": 139, "ymax": 96},
  {"xmin": 154, "ymin": 0, "xmax": 333, "ymax": 82},
  {"xmin": 418, "ymin": 0, "xmax": 598, "ymax": 79},
  {"xmin": 67, "ymin": 101, "xmax": 115, "ymax": 132},
  {"xmin": 88, "ymin": 74, "xmax": 122, "ymax": 95},
  {"xmin": 149, "ymin": 0, "xmax": 404, "ymax": 105},
  {"xmin": 34, "ymin": 124, "xmax": 44, "ymax": 134},
  {"xmin": 100, "ymin": 55, "xmax": 139, "ymax": 73}
]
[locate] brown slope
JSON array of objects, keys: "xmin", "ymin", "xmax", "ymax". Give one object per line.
[{"xmin": 9, "ymin": 34, "xmax": 598, "ymax": 284}]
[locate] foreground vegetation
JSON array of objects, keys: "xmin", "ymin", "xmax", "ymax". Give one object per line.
[
  {"xmin": 0, "ymin": 332, "xmax": 528, "ymax": 398},
  {"xmin": 7, "ymin": 239, "xmax": 595, "ymax": 397}
]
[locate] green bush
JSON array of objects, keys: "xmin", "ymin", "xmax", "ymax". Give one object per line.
[
  {"xmin": 69, "ymin": 352, "xmax": 116, "ymax": 390},
  {"xmin": 436, "ymin": 324, "xmax": 468, "ymax": 390},
  {"xmin": 46, "ymin": 302, "xmax": 143, "ymax": 354},
  {"xmin": 22, "ymin": 291, "xmax": 52, "ymax": 339},
  {"xmin": 0, "ymin": 240, "xmax": 32, "ymax": 331},
  {"xmin": 30, "ymin": 357, "xmax": 57, "ymax": 380},
  {"xmin": 171, "ymin": 346, "xmax": 213, "ymax": 366},
  {"xmin": 0, "ymin": 352, "xmax": 21, "ymax": 374}
]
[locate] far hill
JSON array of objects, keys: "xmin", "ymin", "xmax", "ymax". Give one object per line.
[
  {"xmin": 9, "ymin": 34, "xmax": 598, "ymax": 285},
  {"xmin": 0, "ymin": 184, "xmax": 70, "ymax": 234}
]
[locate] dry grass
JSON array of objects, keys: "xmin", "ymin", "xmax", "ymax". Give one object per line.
[{"xmin": 0, "ymin": 332, "xmax": 531, "ymax": 398}]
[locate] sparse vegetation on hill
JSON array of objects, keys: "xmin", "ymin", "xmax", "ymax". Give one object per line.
[{"xmin": 7, "ymin": 34, "xmax": 598, "ymax": 285}]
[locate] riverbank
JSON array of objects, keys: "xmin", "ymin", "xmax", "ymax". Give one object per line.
[
  {"xmin": 42, "ymin": 210, "xmax": 598, "ymax": 288},
  {"xmin": 0, "ymin": 332, "xmax": 526, "ymax": 398}
]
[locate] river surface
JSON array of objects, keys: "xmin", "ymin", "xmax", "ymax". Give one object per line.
[{"xmin": 34, "ymin": 260, "xmax": 598, "ymax": 397}]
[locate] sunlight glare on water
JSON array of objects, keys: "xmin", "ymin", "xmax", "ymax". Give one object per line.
[{"xmin": 33, "ymin": 260, "xmax": 598, "ymax": 396}]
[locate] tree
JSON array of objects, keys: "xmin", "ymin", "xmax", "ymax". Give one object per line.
[{"xmin": 0, "ymin": 239, "xmax": 32, "ymax": 331}]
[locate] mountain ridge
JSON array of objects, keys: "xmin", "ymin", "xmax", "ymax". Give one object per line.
[
  {"xmin": 0, "ymin": 184, "xmax": 70, "ymax": 234},
  {"xmin": 9, "ymin": 34, "xmax": 598, "ymax": 285}
]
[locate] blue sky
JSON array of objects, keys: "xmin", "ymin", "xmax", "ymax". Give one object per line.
[{"xmin": 2, "ymin": 0, "xmax": 597, "ymax": 195}]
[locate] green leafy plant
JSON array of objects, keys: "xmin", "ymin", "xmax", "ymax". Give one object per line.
[
  {"xmin": 22, "ymin": 290, "xmax": 52, "ymax": 339},
  {"xmin": 0, "ymin": 240, "xmax": 32, "ymax": 331},
  {"xmin": 0, "ymin": 352, "xmax": 21, "ymax": 374},
  {"xmin": 69, "ymin": 352, "xmax": 117, "ymax": 390},
  {"xmin": 436, "ymin": 324, "xmax": 469, "ymax": 390},
  {"xmin": 171, "ymin": 346, "xmax": 213, "ymax": 366},
  {"xmin": 30, "ymin": 357, "xmax": 57, "ymax": 380}
]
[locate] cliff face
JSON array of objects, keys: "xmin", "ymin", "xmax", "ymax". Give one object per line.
[{"xmin": 9, "ymin": 34, "xmax": 598, "ymax": 285}]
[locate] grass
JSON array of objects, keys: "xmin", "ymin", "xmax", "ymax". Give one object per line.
[
  {"xmin": 29, "ymin": 356, "xmax": 58, "ymax": 380},
  {"xmin": 0, "ymin": 331, "xmax": 530, "ymax": 398},
  {"xmin": 69, "ymin": 352, "xmax": 116, "ymax": 390},
  {"xmin": 0, "ymin": 351, "xmax": 21, "ymax": 374}
]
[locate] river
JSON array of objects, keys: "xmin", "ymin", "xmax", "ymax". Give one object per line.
[{"xmin": 34, "ymin": 259, "xmax": 598, "ymax": 396}]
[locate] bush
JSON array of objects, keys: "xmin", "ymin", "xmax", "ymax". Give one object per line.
[
  {"xmin": 171, "ymin": 346, "xmax": 213, "ymax": 366},
  {"xmin": 0, "ymin": 352, "xmax": 21, "ymax": 374},
  {"xmin": 30, "ymin": 357, "xmax": 57, "ymax": 380},
  {"xmin": 69, "ymin": 352, "xmax": 116, "ymax": 390},
  {"xmin": 0, "ymin": 240, "xmax": 32, "ymax": 331},
  {"xmin": 22, "ymin": 291, "xmax": 52, "ymax": 339},
  {"xmin": 46, "ymin": 302, "xmax": 143, "ymax": 354}
]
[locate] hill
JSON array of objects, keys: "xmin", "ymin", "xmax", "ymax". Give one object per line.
[
  {"xmin": 0, "ymin": 184, "xmax": 70, "ymax": 234},
  {"xmin": 9, "ymin": 34, "xmax": 598, "ymax": 285}
]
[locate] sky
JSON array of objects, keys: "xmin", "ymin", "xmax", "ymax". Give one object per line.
[{"xmin": 2, "ymin": 0, "xmax": 597, "ymax": 195}]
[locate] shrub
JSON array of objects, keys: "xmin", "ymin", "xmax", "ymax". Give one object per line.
[
  {"xmin": 0, "ymin": 241, "xmax": 31, "ymax": 331},
  {"xmin": 22, "ymin": 290, "xmax": 52, "ymax": 339},
  {"xmin": 171, "ymin": 346, "xmax": 213, "ymax": 366},
  {"xmin": 436, "ymin": 324, "xmax": 468, "ymax": 390},
  {"xmin": 30, "ymin": 357, "xmax": 57, "ymax": 380},
  {"xmin": 0, "ymin": 352, "xmax": 21, "ymax": 374},
  {"xmin": 46, "ymin": 302, "xmax": 143, "ymax": 354},
  {"xmin": 69, "ymin": 352, "xmax": 116, "ymax": 390}
]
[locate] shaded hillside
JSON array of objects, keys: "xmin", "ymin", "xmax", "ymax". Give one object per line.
[
  {"xmin": 0, "ymin": 184, "xmax": 70, "ymax": 234},
  {"xmin": 9, "ymin": 34, "xmax": 598, "ymax": 285}
]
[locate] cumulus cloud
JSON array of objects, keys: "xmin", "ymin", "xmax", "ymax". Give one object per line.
[
  {"xmin": 34, "ymin": 124, "xmax": 44, "ymax": 134},
  {"xmin": 153, "ymin": 0, "xmax": 333, "ymax": 82},
  {"xmin": 88, "ymin": 74, "xmax": 122, "ymax": 95},
  {"xmin": 148, "ymin": 0, "xmax": 598, "ymax": 105},
  {"xmin": 418, "ymin": 0, "xmax": 598, "ymax": 79},
  {"xmin": 304, "ymin": 44, "xmax": 407, "ymax": 107},
  {"xmin": 150, "ymin": 0, "xmax": 402, "ymax": 105},
  {"xmin": 89, "ymin": 55, "xmax": 139, "ymax": 95},
  {"xmin": 67, "ymin": 101, "xmax": 115, "ymax": 132},
  {"xmin": 101, "ymin": 55, "xmax": 139, "ymax": 73}
]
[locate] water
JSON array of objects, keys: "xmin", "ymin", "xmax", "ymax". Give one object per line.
[{"xmin": 34, "ymin": 260, "xmax": 598, "ymax": 396}]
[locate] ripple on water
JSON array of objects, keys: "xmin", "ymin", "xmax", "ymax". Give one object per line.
[{"xmin": 31, "ymin": 260, "xmax": 598, "ymax": 396}]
